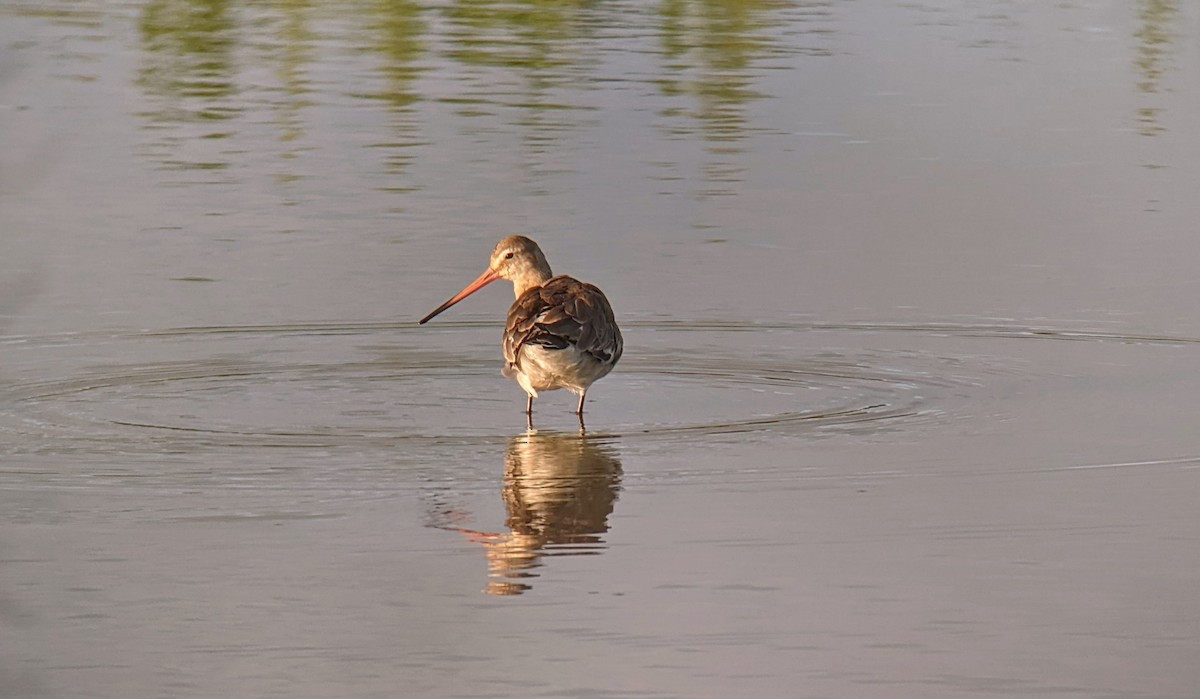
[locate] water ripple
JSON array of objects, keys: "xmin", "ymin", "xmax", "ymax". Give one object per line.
[{"xmin": 7, "ymin": 317, "xmax": 1179, "ymax": 456}]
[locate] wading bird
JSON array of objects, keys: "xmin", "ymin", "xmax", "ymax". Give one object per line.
[{"xmin": 419, "ymin": 236, "xmax": 622, "ymax": 422}]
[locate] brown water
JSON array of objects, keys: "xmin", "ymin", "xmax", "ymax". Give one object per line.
[{"xmin": 2, "ymin": 1, "xmax": 1199, "ymax": 697}]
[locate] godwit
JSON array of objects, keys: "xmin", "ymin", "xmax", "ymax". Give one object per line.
[{"xmin": 419, "ymin": 236, "xmax": 623, "ymax": 419}]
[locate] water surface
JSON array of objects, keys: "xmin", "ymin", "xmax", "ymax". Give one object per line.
[{"xmin": 2, "ymin": 2, "xmax": 1199, "ymax": 697}]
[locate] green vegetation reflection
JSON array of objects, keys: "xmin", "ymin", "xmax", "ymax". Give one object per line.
[
  {"xmin": 1133, "ymin": 0, "xmax": 1179, "ymax": 136},
  {"xmin": 131, "ymin": 0, "xmax": 808, "ymax": 178}
]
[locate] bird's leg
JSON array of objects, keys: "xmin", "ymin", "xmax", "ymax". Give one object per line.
[
  {"xmin": 576, "ymin": 410, "xmax": 586, "ymax": 435},
  {"xmin": 575, "ymin": 389, "xmax": 587, "ymax": 416},
  {"xmin": 524, "ymin": 394, "xmax": 540, "ymax": 428}
]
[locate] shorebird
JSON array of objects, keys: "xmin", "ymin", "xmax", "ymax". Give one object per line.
[{"xmin": 419, "ymin": 236, "xmax": 623, "ymax": 420}]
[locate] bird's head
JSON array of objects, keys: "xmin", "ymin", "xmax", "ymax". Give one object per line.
[
  {"xmin": 490, "ymin": 236, "xmax": 552, "ymax": 287},
  {"xmin": 418, "ymin": 236, "xmax": 554, "ymax": 324}
]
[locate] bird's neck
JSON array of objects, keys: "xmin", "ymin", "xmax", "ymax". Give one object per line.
[{"xmin": 511, "ymin": 267, "xmax": 553, "ymax": 298}]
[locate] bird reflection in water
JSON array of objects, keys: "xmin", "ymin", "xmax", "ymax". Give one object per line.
[{"xmin": 451, "ymin": 431, "xmax": 623, "ymax": 596}]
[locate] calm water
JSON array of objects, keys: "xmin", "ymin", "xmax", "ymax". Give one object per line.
[{"xmin": 2, "ymin": 1, "xmax": 1200, "ymax": 697}]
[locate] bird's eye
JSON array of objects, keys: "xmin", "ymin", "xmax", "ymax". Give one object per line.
[{"xmin": 504, "ymin": 252, "xmax": 514, "ymax": 260}]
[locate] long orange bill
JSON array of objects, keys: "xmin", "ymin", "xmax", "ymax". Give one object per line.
[{"xmin": 418, "ymin": 268, "xmax": 501, "ymax": 324}]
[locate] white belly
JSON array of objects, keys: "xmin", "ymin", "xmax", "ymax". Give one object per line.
[{"xmin": 503, "ymin": 345, "xmax": 614, "ymax": 397}]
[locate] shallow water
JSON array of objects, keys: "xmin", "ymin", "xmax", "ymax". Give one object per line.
[{"xmin": 2, "ymin": 1, "xmax": 1200, "ymax": 698}]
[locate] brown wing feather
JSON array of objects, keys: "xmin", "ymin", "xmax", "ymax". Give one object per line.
[{"xmin": 504, "ymin": 275, "xmax": 623, "ymax": 372}]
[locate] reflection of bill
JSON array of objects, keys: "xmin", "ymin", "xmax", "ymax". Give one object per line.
[{"xmin": 454, "ymin": 431, "xmax": 623, "ymax": 596}]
